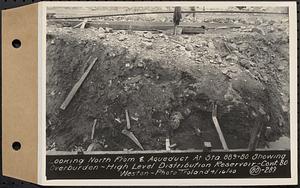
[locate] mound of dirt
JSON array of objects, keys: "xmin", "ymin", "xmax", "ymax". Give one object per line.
[{"xmin": 46, "ymin": 25, "xmax": 289, "ymax": 152}]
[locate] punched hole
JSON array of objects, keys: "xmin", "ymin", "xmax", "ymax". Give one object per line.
[
  {"xmin": 12, "ymin": 141, "xmax": 21, "ymax": 151},
  {"xmin": 12, "ymin": 39, "xmax": 21, "ymax": 48}
]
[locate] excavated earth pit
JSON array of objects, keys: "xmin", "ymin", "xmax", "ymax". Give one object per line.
[{"xmin": 46, "ymin": 25, "xmax": 289, "ymax": 152}]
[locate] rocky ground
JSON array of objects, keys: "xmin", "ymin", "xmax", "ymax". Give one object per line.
[{"xmin": 46, "ymin": 9, "xmax": 289, "ymax": 152}]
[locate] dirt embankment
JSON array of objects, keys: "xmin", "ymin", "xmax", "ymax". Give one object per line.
[{"xmin": 46, "ymin": 22, "xmax": 289, "ymax": 151}]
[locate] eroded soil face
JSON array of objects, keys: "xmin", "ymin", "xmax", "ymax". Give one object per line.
[{"xmin": 46, "ymin": 14, "xmax": 289, "ymax": 152}]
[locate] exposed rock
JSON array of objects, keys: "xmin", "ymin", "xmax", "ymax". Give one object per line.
[
  {"xmin": 143, "ymin": 32, "xmax": 153, "ymax": 39},
  {"xmin": 182, "ymin": 108, "xmax": 191, "ymax": 117},
  {"xmin": 221, "ymin": 69, "xmax": 228, "ymax": 74},
  {"xmin": 185, "ymin": 44, "xmax": 193, "ymax": 51},
  {"xmin": 175, "ymin": 44, "xmax": 181, "ymax": 48},
  {"xmin": 118, "ymin": 35, "xmax": 127, "ymax": 41},
  {"xmin": 278, "ymin": 115, "xmax": 285, "ymax": 127},
  {"xmin": 199, "ymin": 40, "xmax": 208, "ymax": 47},
  {"xmin": 252, "ymin": 19, "xmax": 260, "ymax": 25},
  {"xmin": 170, "ymin": 112, "xmax": 184, "ymax": 130},
  {"xmin": 104, "ymin": 27, "xmax": 113, "ymax": 33},
  {"xmin": 225, "ymin": 54, "xmax": 238, "ymax": 62},
  {"xmin": 215, "ymin": 54, "xmax": 222, "ymax": 63},
  {"xmin": 142, "ymin": 41, "xmax": 153, "ymax": 49},
  {"xmin": 182, "ymin": 35, "xmax": 190, "ymax": 40},
  {"xmin": 159, "ymin": 33, "xmax": 165, "ymax": 38},
  {"xmin": 208, "ymin": 41, "xmax": 215, "ymax": 50},
  {"xmin": 238, "ymin": 43, "xmax": 249, "ymax": 52},
  {"xmin": 224, "ymin": 92, "xmax": 234, "ymax": 101},
  {"xmin": 282, "ymin": 105, "xmax": 289, "ymax": 112},
  {"xmin": 240, "ymin": 59, "xmax": 251, "ymax": 69},
  {"xmin": 226, "ymin": 73, "xmax": 233, "ymax": 78},
  {"xmin": 137, "ymin": 61, "xmax": 144, "ymax": 68},
  {"xmin": 50, "ymin": 90, "xmax": 56, "ymax": 96},
  {"xmin": 258, "ymin": 106, "xmax": 266, "ymax": 115},
  {"xmin": 116, "ymin": 30, "xmax": 126, "ymax": 35},
  {"xmin": 252, "ymin": 27, "xmax": 265, "ymax": 35},
  {"xmin": 278, "ymin": 65, "xmax": 285, "ymax": 71},
  {"xmin": 125, "ymin": 75, "xmax": 142, "ymax": 84},
  {"xmin": 230, "ymin": 67, "xmax": 238, "ymax": 73},
  {"xmin": 228, "ymin": 43, "xmax": 238, "ymax": 50},
  {"xmin": 250, "ymin": 61, "xmax": 256, "ymax": 67},
  {"xmin": 98, "ymin": 34, "xmax": 106, "ymax": 39},
  {"xmin": 282, "ymin": 95, "xmax": 289, "ymax": 103},
  {"xmin": 98, "ymin": 27, "xmax": 105, "ymax": 33}
]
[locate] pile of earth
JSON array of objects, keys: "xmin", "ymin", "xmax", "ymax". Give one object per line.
[{"xmin": 46, "ymin": 26, "xmax": 289, "ymax": 152}]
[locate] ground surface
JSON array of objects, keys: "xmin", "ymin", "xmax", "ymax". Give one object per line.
[{"xmin": 46, "ymin": 7, "xmax": 290, "ymax": 152}]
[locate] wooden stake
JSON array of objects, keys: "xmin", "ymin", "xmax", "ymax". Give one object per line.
[
  {"xmin": 169, "ymin": 143, "xmax": 177, "ymax": 149},
  {"xmin": 60, "ymin": 57, "xmax": 98, "ymax": 110},
  {"xmin": 80, "ymin": 19, "xmax": 88, "ymax": 29},
  {"xmin": 73, "ymin": 22, "xmax": 83, "ymax": 28},
  {"xmin": 87, "ymin": 142, "xmax": 96, "ymax": 152},
  {"xmin": 122, "ymin": 129, "xmax": 144, "ymax": 150},
  {"xmin": 166, "ymin": 138, "xmax": 171, "ymax": 151},
  {"xmin": 125, "ymin": 109, "xmax": 131, "ymax": 130},
  {"xmin": 212, "ymin": 104, "xmax": 229, "ymax": 151},
  {"xmin": 203, "ymin": 142, "xmax": 212, "ymax": 152},
  {"xmin": 91, "ymin": 119, "xmax": 97, "ymax": 140}
]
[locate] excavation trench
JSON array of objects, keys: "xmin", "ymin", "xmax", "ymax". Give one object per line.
[{"xmin": 46, "ymin": 30, "xmax": 289, "ymax": 152}]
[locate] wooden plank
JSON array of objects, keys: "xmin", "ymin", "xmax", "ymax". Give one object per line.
[
  {"xmin": 91, "ymin": 119, "xmax": 97, "ymax": 140},
  {"xmin": 212, "ymin": 104, "xmax": 229, "ymax": 151},
  {"xmin": 60, "ymin": 57, "xmax": 98, "ymax": 110},
  {"xmin": 73, "ymin": 21, "xmax": 84, "ymax": 28},
  {"xmin": 125, "ymin": 109, "xmax": 131, "ymax": 130},
  {"xmin": 166, "ymin": 138, "xmax": 171, "ymax": 151},
  {"xmin": 48, "ymin": 20, "xmax": 245, "ymax": 33},
  {"xmin": 169, "ymin": 143, "xmax": 177, "ymax": 149},
  {"xmin": 80, "ymin": 19, "xmax": 88, "ymax": 29},
  {"xmin": 88, "ymin": 21, "xmax": 189, "ymax": 31},
  {"xmin": 122, "ymin": 129, "xmax": 144, "ymax": 150},
  {"xmin": 49, "ymin": 20, "xmax": 207, "ymax": 33}
]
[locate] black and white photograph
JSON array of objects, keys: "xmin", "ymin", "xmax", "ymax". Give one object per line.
[
  {"xmin": 46, "ymin": 5, "xmax": 290, "ymax": 153},
  {"xmin": 42, "ymin": 2, "xmax": 297, "ymax": 185}
]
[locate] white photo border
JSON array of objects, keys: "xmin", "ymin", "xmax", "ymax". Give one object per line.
[{"xmin": 38, "ymin": 1, "xmax": 298, "ymax": 186}]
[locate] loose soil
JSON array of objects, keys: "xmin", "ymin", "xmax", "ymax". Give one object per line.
[{"xmin": 46, "ymin": 11, "xmax": 289, "ymax": 152}]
